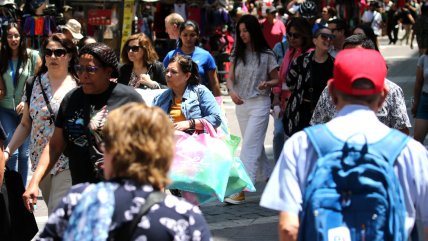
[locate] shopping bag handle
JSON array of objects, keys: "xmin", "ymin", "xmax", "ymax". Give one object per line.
[{"xmin": 200, "ymin": 118, "xmax": 218, "ymax": 138}]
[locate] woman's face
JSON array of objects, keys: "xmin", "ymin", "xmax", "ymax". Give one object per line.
[
  {"xmin": 127, "ymin": 39, "xmax": 144, "ymax": 63},
  {"xmin": 313, "ymin": 28, "xmax": 334, "ymax": 51},
  {"xmin": 45, "ymin": 41, "xmax": 71, "ymax": 72},
  {"xmin": 6, "ymin": 27, "xmax": 20, "ymax": 51},
  {"xmin": 180, "ymin": 26, "xmax": 198, "ymax": 49},
  {"xmin": 165, "ymin": 61, "xmax": 190, "ymax": 90},
  {"xmin": 239, "ymin": 23, "xmax": 251, "ymax": 46},
  {"xmin": 287, "ymin": 26, "xmax": 303, "ymax": 49},
  {"xmin": 322, "ymin": 7, "xmax": 329, "ymax": 20},
  {"xmin": 353, "ymin": 28, "xmax": 366, "ymax": 36},
  {"xmin": 77, "ymin": 54, "xmax": 111, "ymax": 94}
]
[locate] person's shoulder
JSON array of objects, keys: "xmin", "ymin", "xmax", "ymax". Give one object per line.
[{"xmin": 195, "ymin": 46, "xmax": 211, "ymax": 55}]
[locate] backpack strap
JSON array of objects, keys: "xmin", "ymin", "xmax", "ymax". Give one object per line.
[
  {"xmin": 304, "ymin": 124, "xmax": 344, "ymax": 158},
  {"xmin": 370, "ymin": 129, "xmax": 410, "ymax": 166}
]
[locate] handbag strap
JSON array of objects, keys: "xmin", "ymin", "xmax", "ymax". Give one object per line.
[
  {"xmin": 37, "ymin": 75, "xmax": 56, "ymax": 124},
  {"xmin": 111, "ymin": 191, "xmax": 166, "ymax": 241}
]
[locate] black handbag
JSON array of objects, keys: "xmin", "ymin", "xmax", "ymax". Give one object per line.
[{"xmin": 0, "ymin": 168, "xmax": 38, "ymax": 241}]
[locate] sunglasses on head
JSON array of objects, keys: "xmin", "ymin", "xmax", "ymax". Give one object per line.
[
  {"xmin": 74, "ymin": 65, "xmax": 100, "ymax": 75},
  {"xmin": 287, "ymin": 32, "xmax": 301, "ymax": 39},
  {"xmin": 45, "ymin": 48, "xmax": 67, "ymax": 57},
  {"xmin": 318, "ymin": 33, "xmax": 335, "ymax": 41},
  {"xmin": 127, "ymin": 45, "xmax": 143, "ymax": 52}
]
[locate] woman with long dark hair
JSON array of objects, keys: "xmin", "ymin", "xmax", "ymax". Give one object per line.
[
  {"xmin": 225, "ymin": 14, "xmax": 279, "ymax": 204},
  {"xmin": 4, "ymin": 33, "xmax": 78, "ymax": 214},
  {"xmin": 0, "ymin": 22, "xmax": 41, "ymax": 185}
]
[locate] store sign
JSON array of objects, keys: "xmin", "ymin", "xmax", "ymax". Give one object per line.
[
  {"xmin": 121, "ymin": 0, "xmax": 134, "ymax": 50},
  {"xmin": 88, "ymin": 9, "xmax": 112, "ymax": 26}
]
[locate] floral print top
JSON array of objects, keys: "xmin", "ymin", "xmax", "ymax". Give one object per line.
[{"xmin": 28, "ymin": 73, "xmax": 77, "ymax": 175}]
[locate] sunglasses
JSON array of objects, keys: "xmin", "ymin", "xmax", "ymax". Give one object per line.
[
  {"xmin": 74, "ymin": 65, "xmax": 100, "ymax": 75},
  {"xmin": 127, "ymin": 45, "xmax": 143, "ymax": 52},
  {"xmin": 287, "ymin": 32, "xmax": 301, "ymax": 39},
  {"xmin": 317, "ymin": 33, "xmax": 335, "ymax": 41},
  {"xmin": 45, "ymin": 48, "xmax": 67, "ymax": 57}
]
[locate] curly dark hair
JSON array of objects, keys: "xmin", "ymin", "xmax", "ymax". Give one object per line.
[{"xmin": 79, "ymin": 42, "xmax": 119, "ymax": 78}]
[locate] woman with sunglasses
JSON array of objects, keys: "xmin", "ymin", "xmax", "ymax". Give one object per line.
[
  {"xmin": 0, "ymin": 22, "xmax": 42, "ymax": 186},
  {"xmin": 23, "ymin": 43, "xmax": 143, "ymax": 213},
  {"xmin": 118, "ymin": 33, "xmax": 166, "ymax": 89},
  {"xmin": 4, "ymin": 33, "xmax": 78, "ymax": 214},
  {"xmin": 272, "ymin": 17, "xmax": 313, "ymax": 163},
  {"xmin": 283, "ymin": 24, "xmax": 335, "ymax": 136},
  {"xmin": 163, "ymin": 20, "xmax": 221, "ymax": 96},
  {"xmin": 225, "ymin": 14, "xmax": 279, "ymax": 204}
]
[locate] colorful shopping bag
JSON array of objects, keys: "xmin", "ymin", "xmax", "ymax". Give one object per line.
[{"xmin": 168, "ymin": 120, "xmax": 233, "ymax": 202}]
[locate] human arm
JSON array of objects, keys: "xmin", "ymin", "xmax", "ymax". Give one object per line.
[
  {"xmin": 4, "ymin": 103, "xmax": 32, "ymax": 160},
  {"xmin": 279, "ymin": 211, "xmax": 300, "ymax": 241},
  {"xmin": 226, "ymin": 62, "xmax": 244, "ymax": 105},
  {"xmin": 23, "ymin": 127, "xmax": 66, "ymax": 212},
  {"xmin": 258, "ymin": 67, "xmax": 279, "ymax": 90},
  {"xmin": 412, "ymin": 65, "xmax": 424, "ymax": 117},
  {"xmin": 0, "ymin": 76, "xmax": 5, "ymax": 99},
  {"xmin": 0, "ymin": 123, "xmax": 5, "ymax": 185},
  {"xmin": 208, "ymin": 69, "xmax": 221, "ymax": 97}
]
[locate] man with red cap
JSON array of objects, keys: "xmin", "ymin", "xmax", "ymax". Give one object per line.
[{"xmin": 260, "ymin": 48, "xmax": 428, "ymax": 241}]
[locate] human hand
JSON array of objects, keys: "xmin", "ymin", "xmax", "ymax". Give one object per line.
[
  {"xmin": 411, "ymin": 102, "xmax": 417, "ymax": 118},
  {"xmin": 16, "ymin": 101, "xmax": 25, "ymax": 115},
  {"xmin": 23, "ymin": 183, "xmax": 39, "ymax": 212},
  {"xmin": 229, "ymin": 90, "xmax": 244, "ymax": 105},
  {"xmin": 174, "ymin": 120, "xmax": 191, "ymax": 131},
  {"xmin": 258, "ymin": 81, "xmax": 270, "ymax": 90}
]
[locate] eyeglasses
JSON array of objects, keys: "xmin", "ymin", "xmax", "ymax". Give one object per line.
[
  {"xmin": 287, "ymin": 32, "xmax": 301, "ymax": 39},
  {"xmin": 7, "ymin": 34, "xmax": 20, "ymax": 39},
  {"xmin": 74, "ymin": 65, "xmax": 100, "ymax": 75},
  {"xmin": 45, "ymin": 48, "xmax": 67, "ymax": 57},
  {"xmin": 127, "ymin": 45, "xmax": 143, "ymax": 52},
  {"xmin": 317, "ymin": 33, "xmax": 335, "ymax": 41}
]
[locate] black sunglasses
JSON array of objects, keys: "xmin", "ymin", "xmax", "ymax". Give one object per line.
[
  {"xmin": 74, "ymin": 65, "xmax": 100, "ymax": 75},
  {"xmin": 287, "ymin": 32, "xmax": 301, "ymax": 39},
  {"xmin": 317, "ymin": 33, "xmax": 335, "ymax": 41},
  {"xmin": 45, "ymin": 48, "xmax": 67, "ymax": 57},
  {"xmin": 127, "ymin": 45, "xmax": 143, "ymax": 52}
]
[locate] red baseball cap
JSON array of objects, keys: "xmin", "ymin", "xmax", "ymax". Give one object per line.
[{"xmin": 328, "ymin": 48, "xmax": 387, "ymax": 96}]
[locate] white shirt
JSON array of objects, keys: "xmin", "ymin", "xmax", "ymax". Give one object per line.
[{"xmin": 260, "ymin": 105, "xmax": 428, "ymax": 236}]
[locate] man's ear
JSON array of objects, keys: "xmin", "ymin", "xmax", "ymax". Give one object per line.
[
  {"xmin": 328, "ymin": 83, "xmax": 338, "ymax": 105},
  {"xmin": 377, "ymin": 86, "xmax": 389, "ymax": 110}
]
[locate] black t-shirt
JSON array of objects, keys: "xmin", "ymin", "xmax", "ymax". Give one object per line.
[
  {"xmin": 304, "ymin": 56, "xmax": 334, "ymax": 111},
  {"xmin": 0, "ymin": 121, "xmax": 6, "ymax": 141},
  {"xmin": 55, "ymin": 83, "xmax": 144, "ymax": 184}
]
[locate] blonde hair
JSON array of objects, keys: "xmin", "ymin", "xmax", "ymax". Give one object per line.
[
  {"xmin": 165, "ymin": 13, "xmax": 184, "ymax": 26},
  {"xmin": 103, "ymin": 103, "xmax": 174, "ymax": 189}
]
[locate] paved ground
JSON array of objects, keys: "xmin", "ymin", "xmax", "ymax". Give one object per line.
[{"xmin": 31, "ymin": 32, "xmax": 421, "ymax": 240}]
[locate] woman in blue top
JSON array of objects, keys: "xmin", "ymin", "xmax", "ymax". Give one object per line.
[
  {"xmin": 0, "ymin": 22, "xmax": 42, "ymax": 185},
  {"xmin": 163, "ymin": 20, "xmax": 221, "ymax": 97},
  {"xmin": 154, "ymin": 55, "xmax": 221, "ymax": 132}
]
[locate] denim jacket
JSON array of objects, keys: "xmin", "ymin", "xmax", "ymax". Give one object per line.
[{"xmin": 153, "ymin": 84, "xmax": 222, "ymax": 128}]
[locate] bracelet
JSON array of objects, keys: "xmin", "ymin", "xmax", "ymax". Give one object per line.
[{"xmin": 189, "ymin": 119, "xmax": 196, "ymax": 129}]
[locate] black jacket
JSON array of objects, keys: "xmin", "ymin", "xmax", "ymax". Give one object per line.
[{"xmin": 117, "ymin": 61, "xmax": 166, "ymax": 88}]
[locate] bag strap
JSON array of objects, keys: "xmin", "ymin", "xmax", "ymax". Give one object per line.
[
  {"xmin": 370, "ymin": 129, "xmax": 409, "ymax": 165},
  {"xmin": 112, "ymin": 191, "xmax": 166, "ymax": 241},
  {"xmin": 304, "ymin": 124, "xmax": 344, "ymax": 158},
  {"xmin": 37, "ymin": 75, "xmax": 56, "ymax": 124}
]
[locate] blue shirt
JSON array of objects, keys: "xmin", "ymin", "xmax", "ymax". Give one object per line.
[
  {"xmin": 153, "ymin": 84, "xmax": 221, "ymax": 128},
  {"xmin": 163, "ymin": 47, "xmax": 217, "ymax": 88}
]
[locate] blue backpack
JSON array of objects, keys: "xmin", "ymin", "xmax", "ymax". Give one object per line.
[{"xmin": 299, "ymin": 125, "xmax": 409, "ymax": 241}]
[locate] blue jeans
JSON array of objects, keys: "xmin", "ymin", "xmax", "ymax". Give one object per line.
[{"xmin": 0, "ymin": 107, "xmax": 29, "ymax": 186}]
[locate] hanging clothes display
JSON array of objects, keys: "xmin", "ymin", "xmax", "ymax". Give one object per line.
[{"xmin": 23, "ymin": 15, "xmax": 58, "ymax": 49}]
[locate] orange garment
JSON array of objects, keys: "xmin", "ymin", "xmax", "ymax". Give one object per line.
[
  {"xmin": 169, "ymin": 97, "xmax": 186, "ymax": 123},
  {"xmin": 34, "ymin": 16, "xmax": 44, "ymax": 36}
]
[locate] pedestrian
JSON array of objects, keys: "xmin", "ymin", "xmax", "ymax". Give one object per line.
[
  {"xmin": 283, "ymin": 23, "xmax": 335, "ymax": 137},
  {"xmin": 77, "ymin": 36, "xmax": 96, "ymax": 50},
  {"xmin": 165, "ymin": 12, "xmax": 184, "ymax": 41},
  {"xmin": 225, "ymin": 14, "xmax": 279, "ymax": 204},
  {"xmin": 118, "ymin": 33, "xmax": 166, "ymax": 89},
  {"xmin": 163, "ymin": 20, "xmax": 221, "ymax": 96},
  {"xmin": 261, "ymin": 6, "xmax": 287, "ymax": 49},
  {"xmin": 261, "ymin": 48, "xmax": 428, "ymax": 240},
  {"xmin": 327, "ymin": 18, "xmax": 348, "ymax": 57},
  {"xmin": 3, "ymin": 33, "xmax": 78, "ymax": 214},
  {"xmin": 153, "ymin": 55, "xmax": 221, "ymax": 132},
  {"xmin": 397, "ymin": 4, "xmax": 415, "ymax": 46},
  {"xmin": 22, "ymin": 43, "xmax": 144, "ymax": 212},
  {"xmin": 412, "ymin": 48, "xmax": 428, "ymax": 144},
  {"xmin": 0, "ymin": 22, "xmax": 42, "ymax": 186},
  {"xmin": 311, "ymin": 34, "xmax": 411, "ymax": 135},
  {"xmin": 353, "ymin": 23, "xmax": 380, "ymax": 51},
  {"xmin": 386, "ymin": 2, "xmax": 400, "ymax": 45},
  {"xmin": 412, "ymin": 2, "xmax": 428, "ymax": 55},
  {"xmin": 60, "ymin": 19, "xmax": 84, "ymax": 45},
  {"xmin": 272, "ymin": 17, "xmax": 313, "ymax": 162},
  {"xmin": 36, "ymin": 102, "xmax": 212, "ymax": 241},
  {"xmin": 0, "ymin": 121, "xmax": 5, "ymax": 185}
]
